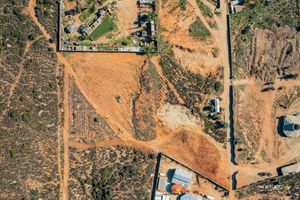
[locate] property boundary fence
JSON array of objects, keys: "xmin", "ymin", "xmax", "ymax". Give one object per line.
[{"xmin": 150, "ymin": 153, "xmax": 230, "ymax": 200}]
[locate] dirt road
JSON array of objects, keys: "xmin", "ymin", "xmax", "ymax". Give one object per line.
[{"xmin": 28, "ymin": 1, "xmax": 69, "ymax": 199}]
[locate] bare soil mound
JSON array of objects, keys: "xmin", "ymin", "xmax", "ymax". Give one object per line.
[{"xmin": 243, "ymin": 27, "xmax": 300, "ymax": 82}]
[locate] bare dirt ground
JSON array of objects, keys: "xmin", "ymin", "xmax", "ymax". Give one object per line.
[
  {"xmin": 157, "ymin": 103, "xmax": 200, "ymax": 129},
  {"xmin": 65, "ymin": 53, "xmax": 145, "ymax": 138},
  {"xmin": 159, "ymin": 0, "xmax": 229, "ymax": 76},
  {"xmin": 115, "ymin": 0, "xmax": 140, "ymax": 39}
]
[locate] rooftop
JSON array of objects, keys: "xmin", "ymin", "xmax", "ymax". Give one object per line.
[
  {"xmin": 283, "ymin": 114, "xmax": 300, "ymax": 137},
  {"xmin": 280, "ymin": 163, "xmax": 300, "ymax": 176},
  {"xmin": 171, "ymin": 169, "xmax": 193, "ymax": 187},
  {"xmin": 179, "ymin": 194, "xmax": 203, "ymax": 200}
]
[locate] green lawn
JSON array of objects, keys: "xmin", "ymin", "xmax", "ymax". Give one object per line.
[
  {"xmin": 89, "ymin": 16, "xmax": 116, "ymax": 41},
  {"xmin": 189, "ymin": 17, "xmax": 211, "ymax": 40}
]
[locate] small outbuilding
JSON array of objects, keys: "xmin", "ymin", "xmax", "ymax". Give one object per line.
[
  {"xmin": 138, "ymin": 0, "xmax": 154, "ymax": 7},
  {"xmin": 282, "ymin": 114, "xmax": 300, "ymax": 137},
  {"xmin": 179, "ymin": 193, "xmax": 203, "ymax": 200},
  {"xmin": 65, "ymin": 23, "xmax": 77, "ymax": 34},
  {"xmin": 171, "ymin": 169, "xmax": 192, "ymax": 187},
  {"xmin": 211, "ymin": 98, "xmax": 220, "ymax": 113}
]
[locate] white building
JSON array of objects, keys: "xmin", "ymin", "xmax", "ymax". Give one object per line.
[{"xmin": 280, "ymin": 163, "xmax": 300, "ymax": 176}]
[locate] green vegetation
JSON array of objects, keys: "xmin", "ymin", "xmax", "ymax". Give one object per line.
[
  {"xmin": 214, "ymin": 81, "xmax": 223, "ymax": 92},
  {"xmin": 231, "ymin": 0, "xmax": 300, "ymax": 31},
  {"xmin": 92, "ymin": 167, "xmax": 113, "ymax": 199},
  {"xmin": 211, "ymin": 47, "xmax": 219, "ymax": 57},
  {"xmin": 36, "ymin": 0, "xmax": 58, "ymax": 38},
  {"xmin": 115, "ymin": 37, "xmax": 132, "ymax": 46},
  {"xmin": 208, "ymin": 21, "xmax": 217, "ymax": 29},
  {"xmin": 89, "ymin": 16, "xmax": 116, "ymax": 41},
  {"xmin": 230, "ymin": 0, "xmax": 300, "ymax": 77},
  {"xmin": 189, "ymin": 17, "xmax": 211, "ymax": 40},
  {"xmin": 260, "ymin": 149, "xmax": 271, "ymax": 163},
  {"xmin": 235, "ymin": 131, "xmax": 252, "ymax": 161},
  {"xmin": 196, "ymin": 0, "xmax": 213, "ymax": 18},
  {"xmin": 275, "ymin": 88, "xmax": 300, "ymax": 109},
  {"xmin": 179, "ymin": 0, "xmax": 187, "ymax": 10},
  {"xmin": 79, "ymin": 4, "xmax": 96, "ymax": 21},
  {"xmin": 132, "ymin": 62, "xmax": 161, "ymax": 141}
]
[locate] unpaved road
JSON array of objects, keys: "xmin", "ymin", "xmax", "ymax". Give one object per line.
[{"xmin": 28, "ymin": 1, "xmax": 69, "ymax": 199}]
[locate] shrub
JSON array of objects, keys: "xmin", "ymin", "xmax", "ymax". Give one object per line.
[
  {"xmin": 196, "ymin": 0, "xmax": 213, "ymax": 18},
  {"xmin": 189, "ymin": 17, "xmax": 211, "ymax": 40},
  {"xmin": 214, "ymin": 81, "xmax": 223, "ymax": 92},
  {"xmin": 9, "ymin": 109, "xmax": 19, "ymax": 120},
  {"xmin": 179, "ymin": 0, "xmax": 186, "ymax": 10}
]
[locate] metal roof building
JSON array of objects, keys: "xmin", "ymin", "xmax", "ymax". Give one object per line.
[
  {"xmin": 179, "ymin": 194, "xmax": 203, "ymax": 200},
  {"xmin": 281, "ymin": 163, "xmax": 300, "ymax": 176},
  {"xmin": 211, "ymin": 98, "xmax": 220, "ymax": 113},
  {"xmin": 65, "ymin": 23, "xmax": 77, "ymax": 34},
  {"xmin": 283, "ymin": 114, "xmax": 300, "ymax": 137},
  {"xmin": 157, "ymin": 176, "xmax": 168, "ymax": 192},
  {"xmin": 171, "ymin": 169, "xmax": 192, "ymax": 187}
]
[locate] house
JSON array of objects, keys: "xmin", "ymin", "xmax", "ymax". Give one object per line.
[
  {"xmin": 280, "ymin": 163, "xmax": 300, "ymax": 176},
  {"xmin": 65, "ymin": 23, "xmax": 77, "ymax": 34},
  {"xmin": 282, "ymin": 114, "xmax": 300, "ymax": 137},
  {"xmin": 211, "ymin": 98, "xmax": 220, "ymax": 113},
  {"xmin": 179, "ymin": 194, "xmax": 203, "ymax": 200},
  {"xmin": 171, "ymin": 169, "xmax": 192, "ymax": 187},
  {"xmin": 138, "ymin": 0, "xmax": 154, "ymax": 7},
  {"xmin": 157, "ymin": 176, "xmax": 169, "ymax": 192}
]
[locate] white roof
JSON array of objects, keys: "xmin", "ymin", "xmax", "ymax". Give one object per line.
[
  {"xmin": 172, "ymin": 169, "xmax": 192, "ymax": 187},
  {"xmin": 155, "ymin": 192, "xmax": 163, "ymax": 200},
  {"xmin": 281, "ymin": 163, "xmax": 300, "ymax": 175},
  {"xmin": 211, "ymin": 98, "xmax": 220, "ymax": 113}
]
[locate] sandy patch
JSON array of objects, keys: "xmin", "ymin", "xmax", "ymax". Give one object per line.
[{"xmin": 157, "ymin": 103, "xmax": 200, "ymax": 129}]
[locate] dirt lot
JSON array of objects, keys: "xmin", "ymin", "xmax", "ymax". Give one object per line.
[
  {"xmin": 65, "ymin": 53, "xmax": 145, "ymax": 139},
  {"xmin": 115, "ymin": 0, "xmax": 140, "ymax": 39},
  {"xmin": 158, "ymin": 0, "xmax": 228, "ymax": 76}
]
